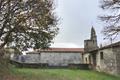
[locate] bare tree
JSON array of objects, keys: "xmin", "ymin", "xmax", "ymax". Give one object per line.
[
  {"xmin": 0, "ymin": 0, "xmax": 59, "ymax": 50},
  {"xmin": 99, "ymin": 0, "xmax": 120, "ymax": 40}
]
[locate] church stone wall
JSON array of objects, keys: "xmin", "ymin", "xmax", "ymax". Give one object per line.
[
  {"xmin": 113, "ymin": 47, "xmax": 120, "ymax": 75},
  {"xmin": 96, "ymin": 48, "xmax": 117, "ymax": 75},
  {"xmin": 84, "ymin": 40, "xmax": 98, "ymax": 52},
  {"xmin": 23, "ymin": 52, "xmax": 82, "ymax": 66},
  {"xmin": 23, "ymin": 53, "xmax": 40, "ymax": 63},
  {"xmin": 41, "ymin": 52, "xmax": 82, "ymax": 66},
  {"xmin": 83, "ymin": 53, "xmax": 90, "ymax": 64},
  {"xmin": 84, "ymin": 40, "xmax": 92, "ymax": 52}
]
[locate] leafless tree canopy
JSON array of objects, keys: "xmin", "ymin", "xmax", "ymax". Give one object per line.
[
  {"xmin": 0, "ymin": 0, "xmax": 59, "ymax": 50},
  {"xmin": 99, "ymin": 0, "xmax": 120, "ymax": 40}
]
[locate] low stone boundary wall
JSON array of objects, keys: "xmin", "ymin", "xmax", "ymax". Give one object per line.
[
  {"xmin": 10, "ymin": 60, "xmax": 48, "ymax": 68},
  {"xmin": 10, "ymin": 60, "xmax": 90, "ymax": 69},
  {"xmin": 69, "ymin": 64, "xmax": 90, "ymax": 69}
]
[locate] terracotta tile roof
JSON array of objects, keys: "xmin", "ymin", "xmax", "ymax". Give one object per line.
[{"xmin": 28, "ymin": 48, "xmax": 84, "ymax": 54}]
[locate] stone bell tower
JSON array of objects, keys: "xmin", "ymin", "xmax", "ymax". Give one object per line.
[
  {"xmin": 90, "ymin": 27, "xmax": 98, "ymax": 47},
  {"xmin": 84, "ymin": 27, "xmax": 98, "ymax": 52}
]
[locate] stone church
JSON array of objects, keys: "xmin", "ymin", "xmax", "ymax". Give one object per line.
[
  {"xmin": 84, "ymin": 27, "xmax": 120, "ymax": 76},
  {"xmin": 11, "ymin": 27, "xmax": 120, "ymax": 76}
]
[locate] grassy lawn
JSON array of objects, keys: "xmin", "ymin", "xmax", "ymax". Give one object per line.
[{"xmin": 11, "ymin": 68, "xmax": 120, "ymax": 80}]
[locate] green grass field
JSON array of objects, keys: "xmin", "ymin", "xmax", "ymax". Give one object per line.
[{"xmin": 10, "ymin": 68, "xmax": 120, "ymax": 80}]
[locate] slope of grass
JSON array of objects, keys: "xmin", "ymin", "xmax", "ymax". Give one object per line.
[{"xmin": 11, "ymin": 68, "xmax": 120, "ymax": 80}]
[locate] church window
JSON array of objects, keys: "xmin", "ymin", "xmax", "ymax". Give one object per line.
[
  {"xmin": 89, "ymin": 55, "xmax": 91, "ymax": 64},
  {"xmin": 85, "ymin": 58, "xmax": 87, "ymax": 63},
  {"xmin": 100, "ymin": 52, "xmax": 104, "ymax": 59}
]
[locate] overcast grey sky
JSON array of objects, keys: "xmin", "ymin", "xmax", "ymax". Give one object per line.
[{"xmin": 51, "ymin": 0, "xmax": 106, "ymax": 48}]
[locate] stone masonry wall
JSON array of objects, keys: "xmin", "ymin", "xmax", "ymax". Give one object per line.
[
  {"xmin": 22, "ymin": 52, "xmax": 82, "ymax": 66},
  {"xmin": 40, "ymin": 52, "xmax": 82, "ymax": 66},
  {"xmin": 113, "ymin": 47, "xmax": 120, "ymax": 75},
  {"xmin": 83, "ymin": 53, "xmax": 90, "ymax": 64},
  {"xmin": 96, "ymin": 48, "xmax": 117, "ymax": 75}
]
